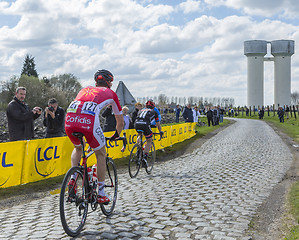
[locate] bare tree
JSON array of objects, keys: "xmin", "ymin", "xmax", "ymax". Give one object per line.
[
  {"xmin": 157, "ymin": 94, "xmax": 166, "ymax": 106},
  {"xmin": 291, "ymin": 91, "xmax": 299, "ymax": 105}
]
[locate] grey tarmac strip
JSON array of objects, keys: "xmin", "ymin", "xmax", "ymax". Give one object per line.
[{"xmin": 0, "ymin": 118, "xmax": 293, "ymax": 239}]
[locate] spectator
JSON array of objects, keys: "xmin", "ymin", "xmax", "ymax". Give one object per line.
[
  {"xmin": 212, "ymin": 106, "xmax": 219, "ymax": 126},
  {"xmin": 102, "ymin": 105, "xmax": 116, "ymax": 132},
  {"xmin": 175, "ymin": 105, "xmax": 181, "ymax": 123},
  {"xmin": 258, "ymin": 107, "xmax": 264, "ymax": 120},
  {"xmin": 122, "ymin": 106, "xmax": 131, "ymax": 130},
  {"xmin": 278, "ymin": 107, "xmax": 284, "ymax": 123},
  {"xmin": 219, "ymin": 107, "xmax": 225, "ymax": 123},
  {"xmin": 231, "ymin": 108, "xmax": 234, "ymax": 117},
  {"xmin": 192, "ymin": 106, "xmax": 200, "ymax": 123},
  {"xmin": 182, "ymin": 104, "xmax": 193, "ymax": 123},
  {"xmin": 6, "ymin": 86, "xmax": 42, "ymax": 141},
  {"xmin": 131, "ymin": 102, "xmax": 142, "ymax": 126},
  {"xmin": 206, "ymin": 107, "xmax": 213, "ymax": 127},
  {"xmin": 149, "ymin": 99, "xmax": 161, "ymax": 127},
  {"xmin": 43, "ymin": 98, "xmax": 65, "ymax": 138},
  {"xmin": 245, "ymin": 107, "xmax": 249, "ymax": 116},
  {"xmin": 285, "ymin": 105, "xmax": 290, "ymax": 119}
]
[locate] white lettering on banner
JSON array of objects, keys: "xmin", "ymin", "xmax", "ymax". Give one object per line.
[{"xmin": 65, "ymin": 115, "xmax": 92, "ymax": 124}]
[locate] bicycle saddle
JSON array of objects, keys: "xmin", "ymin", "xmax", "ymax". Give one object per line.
[{"xmin": 72, "ymin": 132, "xmax": 84, "ymax": 138}]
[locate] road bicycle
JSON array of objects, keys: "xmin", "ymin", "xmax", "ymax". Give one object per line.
[
  {"xmin": 59, "ymin": 132, "xmax": 127, "ymax": 237},
  {"xmin": 128, "ymin": 131, "xmax": 163, "ymax": 178}
]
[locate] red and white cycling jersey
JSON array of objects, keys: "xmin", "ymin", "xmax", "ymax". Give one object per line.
[{"xmin": 65, "ymin": 86, "xmax": 122, "ymax": 151}]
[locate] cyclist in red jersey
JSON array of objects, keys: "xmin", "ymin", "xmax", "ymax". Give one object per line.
[{"xmin": 65, "ymin": 69, "xmax": 124, "ymax": 204}]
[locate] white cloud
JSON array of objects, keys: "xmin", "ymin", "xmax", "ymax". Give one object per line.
[
  {"xmin": 178, "ymin": 0, "xmax": 201, "ymax": 14},
  {"xmin": 0, "ymin": 0, "xmax": 298, "ymax": 107}
]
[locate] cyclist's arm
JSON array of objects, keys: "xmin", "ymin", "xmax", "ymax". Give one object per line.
[
  {"xmin": 115, "ymin": 114, "xmax": 124, "ymax": 135},
  {"xmin": 156, "ymin": 121, "xmax": 162, "ymax": 132},
  {"xmin": 153, "ymin": 110, "xmax": 162, "ymax": 132}
]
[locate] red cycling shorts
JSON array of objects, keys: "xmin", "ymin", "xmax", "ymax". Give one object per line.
[{"xmin": 65, "ymin": 113, "xmax": 105, "ymax": 151}]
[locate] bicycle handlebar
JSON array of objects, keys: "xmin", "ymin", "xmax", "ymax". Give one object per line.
[
  {"xmin": 105, "ymin": 133, "xmax": 127, "ymax": 152},
  {"xmin": 153, "ymin": 131, "xmax": 164, "ymax": 141}
]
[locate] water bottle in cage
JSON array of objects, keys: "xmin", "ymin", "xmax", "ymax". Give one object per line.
[
  {"xmin": 92, "ymin": 164, "xmax": 98, "ymax": 189},
  {"xmin": 87, "ymin": 167, "xmax": 93, "ymax": 186}
]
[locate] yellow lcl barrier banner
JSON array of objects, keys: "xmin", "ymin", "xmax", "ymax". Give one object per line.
[{"xmin": 0, "ymin": 123, "xmax": 196, "ymax": 188}]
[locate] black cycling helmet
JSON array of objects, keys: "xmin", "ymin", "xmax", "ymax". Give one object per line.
[
  {"xmin": 94, "ymin": 69, "xmax": 114, "ymax": 87},
  {"xmin": 146, "ymin": 100, "xmax": 155, "ymax": 109}
]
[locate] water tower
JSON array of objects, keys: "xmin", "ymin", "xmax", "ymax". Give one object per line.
[
  {"xmin": 244, "ymin": 40, "xmax": 267, "ymax": 108},
  {"xmin": 271, "ymin": 40, "xmax": 295, "ymax": 108},
  {"xmin": 244, "ymin": 39, "xmax": 294, "ymax": 108}
]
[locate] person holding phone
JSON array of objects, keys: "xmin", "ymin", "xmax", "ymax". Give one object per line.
[{"xmin": 6, "ymin": 86, "xmax": 42, "ymax": 141}]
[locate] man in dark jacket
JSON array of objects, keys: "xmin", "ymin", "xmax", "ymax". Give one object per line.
[
  {"xmin": 43, "ymin": 98, "xmax": 65, "ymax": 138},
  {"xmin": 6, "ymin": 87, "xmax": 42, "ymax": 141},
  {"xmin": 175, "ymin": 105, "xmax": 181, "ymax": 123},
  {"xmin": 206, "ymin": 107, "xmax": 213, "ymax": 127},
  {"xmin": 102, "ymin": 104, "xmax": 116, "ymax": 132},
  {"xmin": 182, "ymin": 104, "xmax": 193, "ymax": 123}
]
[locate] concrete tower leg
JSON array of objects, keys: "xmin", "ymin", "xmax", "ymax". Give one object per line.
[
  {"xmin": 274, "ymin": 55, "xmax": 291, "ymax": 107},
  {"xmin": 247, "ymin": 55, "xmax": 264, "ymax": 108},
  {"xmin": 244, "ymin": 40, "xmax": 267, "ymax": 108},
  {"xmin": 271, "ymin": 40, "xmax": 294, "ymax": 108}
]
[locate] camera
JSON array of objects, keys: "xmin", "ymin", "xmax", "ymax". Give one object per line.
[{"xmin": 48, "ymin": 106, "xmax": 54, "ymax": 112}]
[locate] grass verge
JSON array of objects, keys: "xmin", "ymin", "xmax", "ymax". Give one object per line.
[{"xmin": 285, "ymin": 181, "xmax": 299, "ymax": 240}]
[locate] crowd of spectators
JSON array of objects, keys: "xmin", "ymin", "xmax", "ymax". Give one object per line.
[{"xmin": 5, "ymin": 86, "xmax": 297, "ymax": 142}]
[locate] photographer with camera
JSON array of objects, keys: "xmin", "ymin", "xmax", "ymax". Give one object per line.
[
  {"xmin": 6, "ymin": 87, "xmax": 42, "ymax": 141},
  {"xmin": 43, "ymin": 98, "xmax": 65, "ymax": 138}
]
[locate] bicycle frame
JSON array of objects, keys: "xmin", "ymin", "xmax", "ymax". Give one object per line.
[
  {"xmin": 76, "ymin": 133, "xmax": 126, "ymax": 202},
  {"xmin": 128, "ymin": 131, "xmax": 162, "ymax": 178},
  {"xmin": 136, "ymin": 131, "xmax": 163, "ymax": 150},
  {"xmin": 60, "ymin": 132, "xmax": 127, "ymax": 237}
]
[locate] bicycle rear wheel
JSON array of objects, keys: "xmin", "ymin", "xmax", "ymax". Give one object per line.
[
  {"xmin": 144, "ymin": 141, "xmax": 156, "ymax": 174},
  {"xmin": 128, "ymin": 144, "xmax": 141, "ymax": 178},
  {"xmin": 60, "ymin": 166, "xmax": 89, "ymax": 237},
  {"xmin": 100, "ymin": 158, "xmax": 118, "ymax": 216}
]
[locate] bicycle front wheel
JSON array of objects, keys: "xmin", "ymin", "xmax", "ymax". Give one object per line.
[
  {"xmin": 128, "ymin": 144, "xmax": 141, "ymax": 178},
  {"xmin": 60, "ymin": 166, "xmax": 89, "ymax": 237},
  {"xmin": 100, "ymin": 158, "xmax": 118, "ymax": 216},
  {"xmin": 145, "ymin": 141, "xmax": 156, "ymax": 174}
]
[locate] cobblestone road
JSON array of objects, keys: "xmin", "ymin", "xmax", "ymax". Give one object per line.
[{"xmin": 0, "ymin": 119, "xmax": 293, "ymax": 240}]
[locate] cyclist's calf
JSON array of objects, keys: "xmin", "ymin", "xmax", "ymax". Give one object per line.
[
  {"xmin": 94, "ymin": 147, "xmax": 106, "ymax": 182},
  {"xmin": 144, "ymin": 136, "xmax": 152, "ymax": 154}
]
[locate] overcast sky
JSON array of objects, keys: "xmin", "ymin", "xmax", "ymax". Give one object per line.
[{"xmin": 0, "ymin": 0, "xmax": 298, "ymax": 106}]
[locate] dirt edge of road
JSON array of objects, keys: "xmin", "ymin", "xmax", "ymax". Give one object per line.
[
  {"xmin": 245, "ymin": 121, "xmax": 299, "ymax": 240},
  {"xmin": 1, "ymin": 119, "xmax": 298, "ymax": 239}
]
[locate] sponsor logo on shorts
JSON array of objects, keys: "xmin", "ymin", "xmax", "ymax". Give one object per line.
[
  {"xmin": 66, "ymin": 115, "xmax": 92, "ymax": 124},
  {"xmin": 95, "ymin": 127, "xmax": 105, "ymax": 141}
]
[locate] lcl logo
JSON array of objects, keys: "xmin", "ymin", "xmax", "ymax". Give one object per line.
[
  {"xmin": 1, "ymin": 152, "xmax": 13, "ymax": 167},
  {"xmin": 106, "ymin": 141, "xmax": 120, "ymax": 149},
  {"xmin": 0, "ymin": 152, "xmax": 12, "ymax": 187},
  {"xmin": 35, "ymin": 146, "xmax": 60, "ymax": 177}
]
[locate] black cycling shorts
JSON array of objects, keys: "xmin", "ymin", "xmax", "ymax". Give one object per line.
[{"xmin": 134, "ymin": 123, "xmax": 153, "ymax": 138}]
